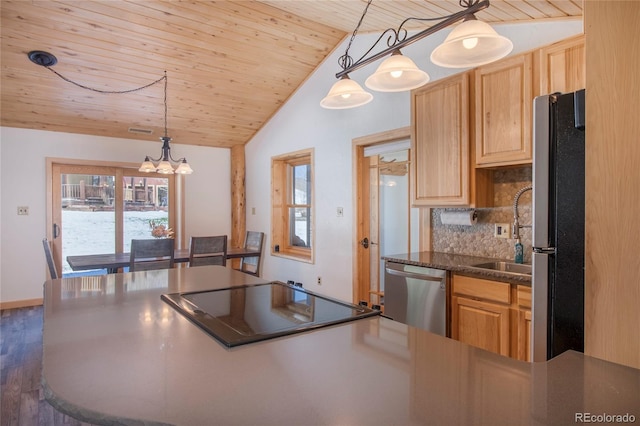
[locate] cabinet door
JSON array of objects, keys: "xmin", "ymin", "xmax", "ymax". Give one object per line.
[
  {"xmin": 475, "ymin": 53, "xmax": 533, "ymax": 167},
  {"xmin": 451, "ymin": 296, "xmax": 511, "ymax": 357},
  {"xmin": 516, "ymin": 309, "xmax": 532, "ymax": 362},
  {"xmin": 411, "ymin": 73, "xmax": 469, "ymax": 206},
  {"xmin": 539, "ymin": 34, "xmax": 585, "ymax": 95},
  {"xmin": 515, "ymin": 285, "xmax": 532, "ymax": 361}
]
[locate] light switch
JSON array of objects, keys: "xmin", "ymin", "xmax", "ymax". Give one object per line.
[{"xmin": 336, "ymin": 207, "xmax": 344, "ymax": 217}]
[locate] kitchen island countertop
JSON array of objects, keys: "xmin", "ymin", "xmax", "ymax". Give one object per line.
[{"xmin": 43, "ymin": 266, "xmax": 638, "ymax": 425}]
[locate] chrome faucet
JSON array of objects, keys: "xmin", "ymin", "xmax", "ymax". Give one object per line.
[{"xmin": 513, "ymin": 185, "xmax": 533, "ymax": 240}]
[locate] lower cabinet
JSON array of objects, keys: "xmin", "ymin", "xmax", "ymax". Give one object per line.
[
  {"xmin": 451, "ymin": 274, "xmax": 532, "ymax": 361},
  {"xmin": 452, "ymin": 295, "xmax": 511, "ymax": 356}
]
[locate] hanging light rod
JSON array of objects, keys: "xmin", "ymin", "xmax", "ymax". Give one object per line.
[
  {"xmin": 335, "ymin": 0, "xmax": 490, "ymax": 79},
  {"xmin": 27, "ymin": 51, "xmax": 193, "ymax": 174},
  {"xmin": 321, "ymin": 0, "xmax": 513, "ymax": 109}
]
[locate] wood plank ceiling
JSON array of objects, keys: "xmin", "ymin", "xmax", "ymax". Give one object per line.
[{"xmin": 0, "ymin": 1, "xmax": 582, "ymax": 149}]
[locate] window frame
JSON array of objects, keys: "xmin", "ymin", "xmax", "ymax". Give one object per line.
[{"xmin": 271, "ymin": 149, "xmax": 314, "ymax": 263}]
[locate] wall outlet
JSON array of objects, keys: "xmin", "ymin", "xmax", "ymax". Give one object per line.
[
  {"xmin": 494, "ymin": 223, "xmax": 511, "ymax": 239},
  {"xmin": 317, "ymin": 276, "xmax": 322, "ymax": 285},
  {"xmin": 17, "ymin": 206, "xmax": 29, "ymax": 215}
]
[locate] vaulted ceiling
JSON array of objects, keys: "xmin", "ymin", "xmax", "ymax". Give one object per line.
[{"xmin": 0, "ymin": 1, "xmax": 582, "ymax": 148}]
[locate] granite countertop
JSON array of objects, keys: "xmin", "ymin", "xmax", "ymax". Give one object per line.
[
  {"xmin": 382, "ymin": 251, "xmax": 532, "ymax": 285},
  {"xmin": 42, "ymin": 266, "xmax": 638, "ymax": 425}
]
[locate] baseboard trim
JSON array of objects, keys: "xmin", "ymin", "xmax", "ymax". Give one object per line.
[{"xmin": 0, "ymin": 298, "xmax": 44, "ymax": 310}]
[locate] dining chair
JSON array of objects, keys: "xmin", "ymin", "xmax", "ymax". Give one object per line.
[
  {"xmin": 239, "ymin": 231, "xmax": 264, "ymax": 277},
  {"xmin": 189, "ymin": 235, "xmax": 227, "ymax": 267},
  {"xmin": 129, "ymin": 238, "xmax": 175, "ymax": 272},
  {"xmin": 42, "ymin": 238, "xmax": 59, "ymax": 279}
]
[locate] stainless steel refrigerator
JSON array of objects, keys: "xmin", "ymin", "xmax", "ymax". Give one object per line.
[{"xmin": 532, "ymin": 89, "xmax": 585, "ymax": 362}]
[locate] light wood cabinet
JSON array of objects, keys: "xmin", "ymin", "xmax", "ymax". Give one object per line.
[
  {"xmin": 475, "ymin": 53, "xmax": 534, "ymax": 167},
  {"xmin": 411, "ymin": 73, "xmax": 470, "ymax": 206},
  {"xmin": 451, "ymin": 275, "xmax": 511, "ymax": 357},
  {"xmin": 452, "ymin": 296, "xmax": 511, "ymax": 356},
  {"xmin": 514, "ymin": 285, "xmax": 532, "ymax": 362},
  {"xmin": 539, "ymin": 34, "xmax": 585, "ymax": 95},
  {"xmin": 451, "ymin": 274, "xmax": 532, "ymax": 361}
]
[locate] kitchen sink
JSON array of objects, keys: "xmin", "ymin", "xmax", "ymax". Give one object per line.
[{"xmin": 467, "ymin": 261, "xmax": 532, "ymax": 276}]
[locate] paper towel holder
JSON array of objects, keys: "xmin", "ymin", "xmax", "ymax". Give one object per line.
[{"xmin": 440, "ymin": 209, "xmax": 478, "ymax": 226}]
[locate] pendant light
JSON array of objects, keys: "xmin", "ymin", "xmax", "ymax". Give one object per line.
[
  {"xmin": 321, "ymin": 0, "xmax": 512, "ymax": 109},
  {"xmin": 320, "ymin": 76, "xmax": 373, "ymax": 109},
  {"xmin": 139, "ymin": 72, "xmax": 193, "ymax": 174},
  {"xmin": 430, "ymin": 15, "xmax": 513, "ymax": 68},
  {"xmin": 365, "ymin": 50, "xmax": 430, "ymax": 92}
]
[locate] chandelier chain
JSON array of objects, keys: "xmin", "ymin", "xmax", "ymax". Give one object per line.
[
  {"xmin": 339, "ymin": 0, "xmax": 374, "ymax": 70},
  {"xmin": 44, "ymin": 66, "xmax": 166, "ymax": 94},
  {"xmin": 163, "ymin": 71, "xmax": 168, "ymax": 137}
]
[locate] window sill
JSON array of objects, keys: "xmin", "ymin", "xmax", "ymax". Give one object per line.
[{"xmin": 271, "ymin": 251, "xmax": 314, "ymax": 264}]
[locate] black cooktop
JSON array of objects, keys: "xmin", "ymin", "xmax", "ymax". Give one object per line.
[{"xmin": 161, "ymin": 282, "xmax": 379, "ymax": 347}]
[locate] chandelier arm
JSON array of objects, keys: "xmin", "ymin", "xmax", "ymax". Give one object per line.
[
  {"xmin": 348, "ymin": 28, "xmax": 402, "ymax": 68},
  {"xmin": 335, "ymin": 0, "xmax": 489, "ymax": 79},
  {"xmin": 146, "ymin": 154, "xmax": 164, "ymax": 163},
  {"xmin": 168, "ymin": 152, "xmax": 187, "ymax": 164}
]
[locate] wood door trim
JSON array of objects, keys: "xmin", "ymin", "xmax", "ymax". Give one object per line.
[{"xmin": 352, "ymin": 127, "xmax": 414, "ymax": 305}]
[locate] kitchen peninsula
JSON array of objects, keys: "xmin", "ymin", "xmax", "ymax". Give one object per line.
[{"xmin": 43, "ymin": 267, "xmax": 639, "ymax": 425}]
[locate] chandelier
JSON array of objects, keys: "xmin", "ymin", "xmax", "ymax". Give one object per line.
[
  {"xmin": 138, "ymin": 72, "xmax": 193, "ymax": 175},
  {"xmin": 27, "ymin": 51, "xmax": 192, "ymax": 174},
  {"xmin": 320, "ymin": 0, "xmax": 513, "ymax": 109}
]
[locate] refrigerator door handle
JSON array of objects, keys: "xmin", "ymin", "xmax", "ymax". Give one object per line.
[
  {"xmin": 532, "ymin": 95, "xmax": 553, "ymax": 248},
  {"xmin": 533, "ymin": 247, "xmax": 556, "ymax": 254},
  {"xmin": 532, "ymin": 252, "xmax": 550, "ymax": 362}
]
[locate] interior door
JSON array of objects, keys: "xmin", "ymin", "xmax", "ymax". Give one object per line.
[{"xmin": 354, "ymin": 134, "xmax": 415, "ymax": 309}]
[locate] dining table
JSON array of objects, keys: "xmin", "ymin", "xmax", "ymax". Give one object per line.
[{"xmin": 66, "ymin": 247, "xmax": 261, "ymax": 274}]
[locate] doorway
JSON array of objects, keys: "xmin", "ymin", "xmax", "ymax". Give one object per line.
[
  {"xmin": 353, "ymin": 128, "xmax": 428, "ymax": 308},
  {"xmin": 48, "ymin": 162, "xmax": 176, "ymax": 276}
]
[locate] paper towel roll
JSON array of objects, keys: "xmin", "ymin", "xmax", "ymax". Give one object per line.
[{"xmin": 440, "ymin": 209, "xmax": 477, "ymax": 226}]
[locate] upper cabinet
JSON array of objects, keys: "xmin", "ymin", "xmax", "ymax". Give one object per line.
[
  {"xmin": 409, "ymin": 35, "xmax": 584, "ymax": 206},
  {"xmin": 411, "ymin": 72, "xmax": 471, "ymax": 206},
  {"xmin": 539, "ymin": 34, "xmax": 585, "ymax": 95},
  {"xmin": 474, "ymin": 53, "xmax": 534, "ymax": 167}
]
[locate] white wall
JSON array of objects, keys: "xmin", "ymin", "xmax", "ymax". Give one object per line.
[
  {"xmin": 245, "ymin": 20, "xmax": 583, "ymax": 302},
  {"xmin": 0, "ymin": 127, "xmax": 230, "ymax": 304}
]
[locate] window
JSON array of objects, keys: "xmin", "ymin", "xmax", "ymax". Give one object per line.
[{"xmin": 271, "ymin": 149, "xmax": 314, "ymax": 263}]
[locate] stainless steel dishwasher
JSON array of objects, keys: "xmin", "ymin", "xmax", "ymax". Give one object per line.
[{"xmin": 384, "ymin": 261, "xmax": 448, "ymax": 336}]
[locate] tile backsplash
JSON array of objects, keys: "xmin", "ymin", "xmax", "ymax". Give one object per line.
[{"xmin": 431, "ymin": 167, "xmax": 533, "ymax": 263}]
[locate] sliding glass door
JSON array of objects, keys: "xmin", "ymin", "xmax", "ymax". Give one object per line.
[{"xmin": 51, "ymin": 164, "xmax": 175, "ymax": 276}]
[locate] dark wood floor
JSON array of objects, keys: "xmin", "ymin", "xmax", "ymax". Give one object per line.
[{"xmin": 0, "ymin": 306, "xmax": 95, "ymax": 426}]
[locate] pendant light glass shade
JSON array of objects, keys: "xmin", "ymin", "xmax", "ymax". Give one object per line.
[
  {"xmin": 174, "ymin": 160, "xmax": 194, "ymax": 175},
  {"xmin": 430, "ymin": 18, "xmax": 513, "ymax": 68},
  {"xmin": 156, "ymin": 160, "xmax": 174, "ymax": 174},
  {"xmin": 139, "ymin": 157, "xmax": 156, "ymax": 173},
  {"xmin": 365, "ymin": 51, "xmax": 430, "ymax": 92},
  {"xmin": 320, "ymin": 76, "xmax": 373, "ymax": 109}
]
